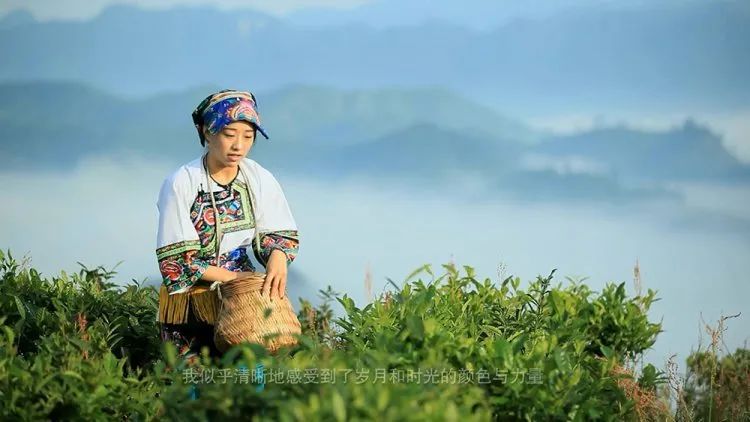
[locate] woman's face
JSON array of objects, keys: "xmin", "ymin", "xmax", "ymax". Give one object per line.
[{"xmin": 204, "ymin": 121, "xmax": 256, "ymax": 166}]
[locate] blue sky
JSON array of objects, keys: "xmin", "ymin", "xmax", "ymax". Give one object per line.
[
  {"xmin": 1, "ymin": 0, "xmax": 367, "ymax": 20},
  {"xmin": 0, "ymin": 0, "xmax": 715, "ymax": 22}
]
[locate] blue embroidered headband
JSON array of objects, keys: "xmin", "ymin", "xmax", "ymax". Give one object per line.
[{"xmin": 191, "ymin": 89, "xmax": 269, "ymax": 146}]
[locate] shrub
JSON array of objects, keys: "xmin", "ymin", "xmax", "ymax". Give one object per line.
[{"xmin": 8, "ymin": 248, "xmax": 734, "ymax": 421}]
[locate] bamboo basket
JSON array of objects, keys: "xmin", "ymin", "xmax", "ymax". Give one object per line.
[{"xmin": 213, "ymin": 271, "xmax": 302, "ymax": 354}]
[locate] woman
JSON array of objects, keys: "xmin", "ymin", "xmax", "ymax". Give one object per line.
[{"xmin": 155, "ymin": 89, "xmax": 300, "ymax": 359}]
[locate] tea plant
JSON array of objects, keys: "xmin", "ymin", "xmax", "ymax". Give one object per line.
[{"xmin": 1, "ymin": 249, "xmax": 745, "ymax": 421}]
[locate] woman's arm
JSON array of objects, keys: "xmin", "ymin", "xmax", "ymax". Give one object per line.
[
  {"xmin": 201, "ymin": 265, "xmax": 254, "ymax": 283},
  {"xmin": 252, "ymin": 231, "xmax": 299, "ymax": 300},
  {"xmin": 249, "ymin": 164, "xmax": 300, "ymax": 300}
]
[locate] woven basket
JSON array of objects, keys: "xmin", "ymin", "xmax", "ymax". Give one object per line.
[{"xmin": 213, "ymin": 272, "xmax": 302, "ymax": 354}]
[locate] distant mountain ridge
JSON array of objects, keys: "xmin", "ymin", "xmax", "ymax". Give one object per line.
[
  {"xmin": 0, "ymin": 80, "xmax": 747, "ymax": 205},
  {"xmin": 534, "ymin": 120, "xmax": 750, "ymax": 183},
  {"xmin": 0, "ymin": 80, "xmax": 536, "ymax": 166},
  {"xmin": 1, "ymin": 2, "xmax": 747, "ymax": 112}
]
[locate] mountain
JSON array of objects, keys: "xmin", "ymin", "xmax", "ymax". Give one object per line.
[
  {"xmin": 327, "ymin": 122, "xmax": 521, "ymax": 176},
  {"xmin": 533, "ymin": 119, "xmax": 750, "ymax": 183},
  {"xmin": 0, "ymin": 81, "xmax": 215, "ymax": 168},
  {"xmin": 1, "ymin": 2, "xmax": 747, "ymax": 112},
  {"xmin": 259, "ymin": 85, "xmax": 538, "ymax": 146},
  {"xmin": 0, "ymin": 81, "xmax": 536, "ymax": 169},
  {"xmin": 0, "ymin": 80, "xmax": 744, "ymax": 205},
  {"xmin": 321, "ymin": 122, "xmax": 676, "ymax": 203},
  {"xmin": 0, "ymin": 9, "xmax": 34, "ymax": 30}
]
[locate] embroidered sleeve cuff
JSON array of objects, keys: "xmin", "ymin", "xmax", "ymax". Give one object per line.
[
  {"xmin": 156, "ymin": 240, "xmax": 210, "ymax": 295},
  {"xmin": 253, "ymin": 230, "xmax": 299, "ymax": 267}
]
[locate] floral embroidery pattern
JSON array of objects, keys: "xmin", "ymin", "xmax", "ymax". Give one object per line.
[
  {"xmin": 218, "ymin": 247, "xmax": 255, "ymax": 273},
  {"xmin": 253, "ymin": 230, "xmax": 300, "ymax": 267},
  {"xmin": 190, "ymin": 184, "xmax": 253, "ymax": 250},
  {"xmin": 156, "ymin": 241, "xmax": 209, "ymax": 294}
]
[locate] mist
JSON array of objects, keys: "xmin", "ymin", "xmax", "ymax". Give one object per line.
[{"xmin": 0, "ymin": 152, "xmax": 747, "ymax": 369}]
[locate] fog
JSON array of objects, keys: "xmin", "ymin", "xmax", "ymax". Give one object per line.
[{"xmin": 0, "ymin": 153, "xmax": 747, "ymax": 368}]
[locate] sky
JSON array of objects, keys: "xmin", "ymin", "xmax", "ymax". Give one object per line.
[
  {"xmin": 0, "ymin": 0, "xmax": 711, "ymax": 22},
  {"xmin": 0, "ymin": 0, "xmax": 369, "ymax": 21}
]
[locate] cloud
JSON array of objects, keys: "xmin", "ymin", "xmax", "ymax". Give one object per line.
[
  {"xmin": 0, "ymin": 152, "xmax": 747, "ymax": 366},
  {"xmin": 519, "ymin": 153, "xmax": 610, "ymax": 176},
  {"xmin": 665, "ymin": 182, "xmax": 750, "ymax": 221},
  {"xmin": 0, "ymin": 0, "xmax": 370, "ymax": 21}
]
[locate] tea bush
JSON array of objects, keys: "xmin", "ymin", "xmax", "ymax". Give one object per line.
[{"xmin": 1, "ymin": 249, "xmax": 744, "ymax": 420}]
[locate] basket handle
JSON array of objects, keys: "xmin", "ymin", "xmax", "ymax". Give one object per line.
[{"xmin": 213, "ymin": 274, "xmax": 269, "ymax": 299}]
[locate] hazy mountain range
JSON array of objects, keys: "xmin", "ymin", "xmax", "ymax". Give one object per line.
[
  {"xmin": 1, "ymin": 1, "xmax": 748, "ymax": 113},
  {"xmin": 2, "ymin": 81, "xmax": 747, "ymax": 208}
]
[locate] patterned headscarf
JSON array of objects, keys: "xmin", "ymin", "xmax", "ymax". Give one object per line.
[{"xmin": 191, "ymin": 89, "xmax": 269, "ymax": 146}]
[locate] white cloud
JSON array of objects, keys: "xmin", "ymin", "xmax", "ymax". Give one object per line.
[
  {"xmin": 0, "ymin": 0, "xmax": 371, "ymax": 21},
  {"xmin": 519, "ymin": 153, "xmax": 610, "ymax": 176},
  {"xmin": 666, "ymin": 182, "xmax": 750, "ymax": 221},
  {"xmin": 0, "ymin": 153, "xmax": 748, "ymax": 366}
]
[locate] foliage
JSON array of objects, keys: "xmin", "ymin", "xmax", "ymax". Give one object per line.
[
  {"xmin": 1, "ymin": 248, "xmax": 741, "ymax": 421},
  {"xmin": 681, "ymin": 343, "xmax": 750, "ymax": 420}
]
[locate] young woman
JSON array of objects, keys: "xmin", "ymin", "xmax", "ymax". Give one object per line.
[{"xmin": 155, "ymin": 89, "xmax": 300, "ymax": 359}]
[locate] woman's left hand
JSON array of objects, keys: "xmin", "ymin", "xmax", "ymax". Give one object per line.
[{"xmin": 262, "ymin": 249, "xmax": 288, "ymax": 300}]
